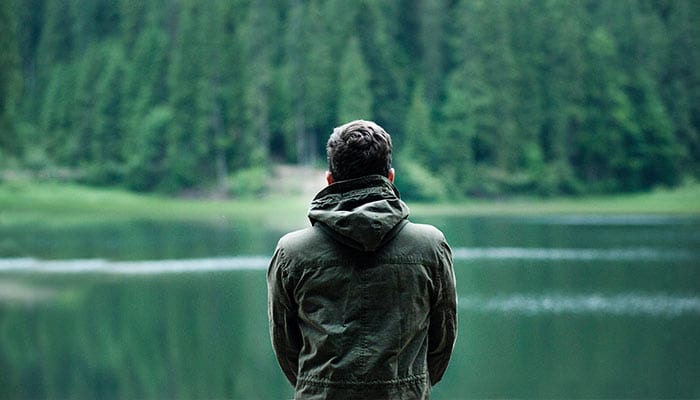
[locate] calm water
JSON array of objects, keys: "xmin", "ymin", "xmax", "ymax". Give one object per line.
[{"xmin": 1, "ymin": 215, "xmax": 699, "ymax": 399}]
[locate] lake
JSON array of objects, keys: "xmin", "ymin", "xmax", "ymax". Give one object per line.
[{"xmin": 1, "ymin": 214, "xmax": 699, "ymax": 399}]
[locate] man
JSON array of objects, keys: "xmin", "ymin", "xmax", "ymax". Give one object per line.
[{"xmin": 267, "ymin": 120, "xmax": 457, "ymax": 399}]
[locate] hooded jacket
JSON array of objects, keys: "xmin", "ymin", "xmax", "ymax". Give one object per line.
[{"xmin": 267, "ymin": 175, "xmax": 457, "ymax": 399}]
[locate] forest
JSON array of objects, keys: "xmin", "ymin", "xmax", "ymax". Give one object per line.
[{"xmin": 0, "ymin": 0, "xmax": 698, "ymax": 199}]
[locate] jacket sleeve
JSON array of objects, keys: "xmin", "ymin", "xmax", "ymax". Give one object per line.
[
  {"xmin": 267, "ymin": 245, "xmax": 302, "ymax": 386},
  {"xmin": 427, "ymin": 239, "xmax": 457, "ymax": 385}
]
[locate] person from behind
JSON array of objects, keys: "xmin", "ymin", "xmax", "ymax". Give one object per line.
[{"xmin": 267, "ymin": 119, "xmax": 457, "ymax": 399}]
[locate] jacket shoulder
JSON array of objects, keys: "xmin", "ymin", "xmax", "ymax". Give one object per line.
[
  {"xmin": 398, "ymin": 221, "xmax": 447, "ymax": 245},
  {"xmin": 276, "ymin": 226, "xmax": 328, "ymax": 255},
  {"xmin": 385, "ymin": 221, "xmax": 451, "ymax": 263}
]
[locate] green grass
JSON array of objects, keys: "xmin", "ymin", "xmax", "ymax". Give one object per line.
[
  {"xmin": 411, "ymin": 184, "xmax": 700, "ymax": 216},
  {"xmin": 0, "ymin": 180, "xmax": 311, "ymax": 228},
  {"xmin": 1, "ymin": 180, "xmax": 699, "ymax": 229}
]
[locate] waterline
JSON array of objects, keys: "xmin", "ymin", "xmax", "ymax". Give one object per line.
[
  {"xmin": 452, "ymin": 247, "xmax": 698, "ymax": 261},
  {"xmin": 0, "ymin": 245, "xmax": 697, "ymax": 275},
  {"xmin": 460, "ymin": 293, "xmax": 700, "ymax": 317},
  {"xmin": 0, "ymin": 257, "xmax": 270, "ymax": 274},
  {"xmin": 521, "ymin": 214, "xmax": 698, "ymax": 226}
]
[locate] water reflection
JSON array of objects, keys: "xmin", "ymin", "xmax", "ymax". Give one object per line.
[
  {"xmin": 1, "ymin": 215, "xmax": 699, "ymax": 399},
  {"xmin": 0, "ymin": 270, "xmax": 287, "ymax": 399},
  {"xmin": 0, "ymin": 280, "xmax": 57, "ymax": 304},
  {"xmin": 460, "ymin": 293, "xmax": 700, "ymax": 317},
  {"xmin": 1, "ymin": 244, "xmax": 695, "ymax": 275},
  {"xmin": 0, "ymin": 256, "xmax": 270, "ymax": 274},
  {"xmin": 0, "ymin": 219, "xmax": 285, "ymax": 260},
  {"xmin": 519, "ymin": 214, "xmax": 700, "ymax": 226},
  {"xmin": 453, "ymin": 246, "xmax": 698, "ymax": 261}
]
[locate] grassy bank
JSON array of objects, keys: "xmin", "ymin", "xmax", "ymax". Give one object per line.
[
  {"xmin": 411, "ymin": 184, "xmax": 700, "ymax": 216},
  {"xmin": 0, "ymin": 180, "xmax": 311, "ymax": 228},
  {"xmin": 1, "ymin": 180, "xmax": 699, "ymax": 228}
]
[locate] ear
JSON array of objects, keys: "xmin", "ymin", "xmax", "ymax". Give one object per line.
[
  {"xmin": 325, "ymin": 171, "xmax": 334, "ymax": 185},
  {"xmin": 388, "ymin": 168, "xmax": 395, "ymax": 183}
]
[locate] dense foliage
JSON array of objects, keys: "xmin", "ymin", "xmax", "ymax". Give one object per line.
[{"xmin": 1, "ymin": 0, "xmax": 698, "ymax": 198}]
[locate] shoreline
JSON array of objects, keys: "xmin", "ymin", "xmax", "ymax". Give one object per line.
[{"xmin": 1, "ymin": 180, "xmax": 699, "ymax": 228}]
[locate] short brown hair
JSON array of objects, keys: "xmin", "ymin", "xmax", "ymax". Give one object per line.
[{"xmin": 327, "ymin": 120, "xmax": 392, "ymax": 181}]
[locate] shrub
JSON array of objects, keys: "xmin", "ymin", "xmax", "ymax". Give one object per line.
[
  {"xmin": 394, "ymin": 160, "xmax": 447, "ymax": 201},
  {"xmin": 228, "ymin": 167, "xmax": 269, "ymax": 198}
]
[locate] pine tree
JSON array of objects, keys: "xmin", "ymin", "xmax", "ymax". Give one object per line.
[
  {"xmin": 337, "ymin": 36, "xmax": 372, "ymax": 124},
  {"xmin": 533, "ymin": 0, "xmax": 587, "ymax": 194},
  {"xmin": 627, "ymin": 72, "xmax": 681, "ymax": 189},
  {"xmin": 355, "ymin": 1, "xmax": 408, "ymax": 133},
  {"xmin": 8, "ymin": 0, "xmax": 700, "ymax": 195},
  {"xmin": 402, "ymin": 81, "xmax": 436, "ymax": 167},
  {"xmin": 441, "ymin": 0, "xmax": 519, "ymax": 195},
  {"xmin": 0, "ymin": 0, "xmax": 22, "ymax": 160},
  {"xmin": 90, "ymin": 44, "xmax": 126, "ymax": 185},
  {"xmin": 238, "ymin": 0, "xmax": 278, "ymax": 169},
  {"xmin": 659, "ymin": 0, "xmax": 700, "ymax": 178},
  {"xmin": 125, "ymin": 105, "xmax": 172, "ymax": 191},
  {"xmin": 437, "ymin": 63, "xmax": 477, "ymax": 196},
  {"xmin": 14, "ymin": 0, "xmax": 46, "ymax": 133},
  {"xmin": 121, "ymin": 22, "xmax": 169, "ymax": 189},
  {"xmin": 39, "ymin": 64, "xmax": 79, "ymax": 167},
  {"xmin": 280, "ymin": 0, "xmax": 310, "ymax": 164},
  {"xmin": 574, "ymin": 27, "xmax": 636, "ymax": 191},
  {"xmin": 417, "ymin": 0, "xmax": 447, "ymax": 103},
  {"xmin": 36, "ymin": 0, "xmax": 75, "ymax": 67},
  {"xmin": 164, "ymin": 0, "xmax": 207, "ymax": 190},
  {"xmin": 73, "ymin": 44, "xmax": 109, "ymax": 167}
]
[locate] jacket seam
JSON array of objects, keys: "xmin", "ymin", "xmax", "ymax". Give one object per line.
[
  {"xmin": 294, "ymin": 258, "xmax": 435, "ymax": 268},
  {"xmin": 297, "ymin": 373, "xmax": 428, "ymax": 387}
]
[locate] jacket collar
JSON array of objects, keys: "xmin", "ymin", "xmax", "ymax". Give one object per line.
[{"xmin": 308, "ymin": 175, "xmax": 409, "ymax": 252}]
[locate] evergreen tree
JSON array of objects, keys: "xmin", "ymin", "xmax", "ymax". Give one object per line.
[
  {"xmin": 402, "ymin": 81, "xmax": 436, "ymax": 167},
  {"xmin": 121, "ymin": 18, "xmax": 169, "ymax": 189},
  {"xmin": 441, "ymin": 0, "xmax": 521, "ymax": 195},
  {"xmin": 238, "ymin": 0, "xmax": 278, "ymax": 168},
  {"xmin": 659, "ymin": 0, "xmax": 700, "ymax": 178},
  {"xmin": 470, "ymin": 1, "xmax": 519, "ymax": 175},
  {"xmin": 32, "ymin": 0, "xmax": 77, "ymax": 166},
  {"xmin": 533, "ymin": 0, "xmax": 587, "ymax": 194},
  {"xmin": 0, "ymin": 0, "xmax": 22, "ymax": 160},
  {"xmin": 280, "ymin": 0, "xmax": 310, "ymax": 164},
  {"xmin": 73, "ymin": 44, "xmax": 111, "ymax": 167},
  {"xmin": 437, "ymin": 62, "xmax": 477, "ymax": 196},
  {"xmin": 626, "ymin": 72, "xmax": 681, "ymax": 189},
  {"xmin": 216, "ymin": 0, "xmax": 248, "ymax": 175},
  {"xmin": 7, "ymin": 0, "xmax": 700, "ymax": 196},
  {"xmin": 574, "ymin": 27, "xmax": 635, "ymax": 191},
  {"xmin": 201, "ymin": 0, "xmax": 235, "ymax": 191},
  {"xmin": 119, "ymin": 0, "xmax": 149, "ymax": 52},
  {"xmin": 164, "ymin": 0, "xmax": 208, "ymax": 190},
  {"xmin": 38, "ymin": 64, "xmax": 79, "ymax": 167},
  {"xmin": 125, "ymin": 106, "xmax": 172, "ymax": 191},
  {"xmin": 90, "ymin": 44, "xmax": 126, "ymax": 184},
  {"xmin": 71, "ymin": 0, "xmax": 120, "ymax": 53},
  {"xmin": 337, "ymin": 36, "xmax": 372, "ymax": 124},
  {"xmin": 417, "ymin": 0, "xmax": 447, "ymax": 103},
  {"xmin": 14, "ymin": 0, "xmax": 46, "ymax": 129},
  {"xmin": 355, "ymin": 1, "xmax": 408, "ymax": 133},
  {"xmin": 298, "ymin": 0, "xmax": 335, "ymax": 164},
  {"xmin": 36, "ymin": 0, "xmax": 75, "ymax": 67}
]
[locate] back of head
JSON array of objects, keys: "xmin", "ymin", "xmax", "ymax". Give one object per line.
[{"xmin": 327, "ymin": 120, "xmax": 392, "ymax": 181}]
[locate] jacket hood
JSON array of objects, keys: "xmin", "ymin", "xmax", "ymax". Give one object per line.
[{"xmin": 308, "ymin": 175, "xmax": 410, "ymax": 252}]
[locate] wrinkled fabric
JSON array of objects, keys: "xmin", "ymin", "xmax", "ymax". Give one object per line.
[{"xmin": 268, "ymin": 175, "xmax": 457, "ymax": 399}]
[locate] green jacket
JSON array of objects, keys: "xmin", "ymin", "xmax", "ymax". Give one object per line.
[{"xmin": 268, "ymin": 175, "xmax": 457, "ymax": 399}]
